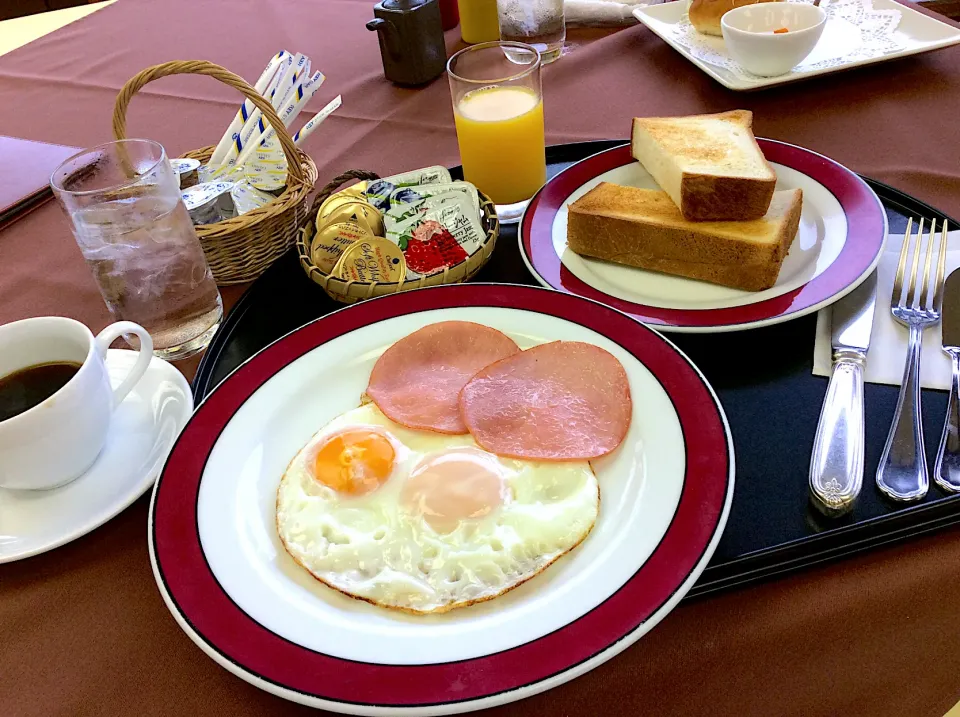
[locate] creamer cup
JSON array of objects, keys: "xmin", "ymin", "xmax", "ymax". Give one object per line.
[
  {"xmin": 169, "ymin": 158, "xmax": 201, "ymax": 189},
  {"xmin": 230, "ymin": 179, "xmax": 274, "ymax": 215}
]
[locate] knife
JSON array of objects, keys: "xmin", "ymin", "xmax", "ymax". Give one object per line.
[
  {"xmin": 809, "ymin": 272, "xmax": 877, "ymax": 516},
  {"xmin": 935, "ymin": 269, "xmax": 960, "ymax": 493}
]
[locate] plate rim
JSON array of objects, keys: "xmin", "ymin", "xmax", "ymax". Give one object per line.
[
  {"xmin": 148, "ymin": 283, "xmax": 735, "ymax": 715},
  {"xmin": 518, "ymin": 139, "xmax": 888, "ymax": 333},
  {"xmin": 632, "ymin": 0, "xmax": 960, "ymax": 92},
  {"xmin": 0, "ymin": 350, "xmax": 193, "ymax": 564}
]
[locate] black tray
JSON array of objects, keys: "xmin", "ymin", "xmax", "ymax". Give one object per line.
[{"xmin": 194, "ymin": 140, "xmax": 960, "ymax": 599}]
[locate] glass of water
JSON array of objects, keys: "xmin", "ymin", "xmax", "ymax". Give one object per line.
[
  {"xmin": 51, "ymin": 139, "xmax": 223, "ymax": 361},
  {"xmin": 498, "ymin": 0, "xmax": 565, "ymax": 65}
]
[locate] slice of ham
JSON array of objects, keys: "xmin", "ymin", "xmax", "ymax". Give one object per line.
[
  {"xmin": 459, "ymin": 341, "xmax": 632, "ymax": 460},
  {"xmin": 366, "ymin": 321, "xmax": 521, "ymax": 434}
]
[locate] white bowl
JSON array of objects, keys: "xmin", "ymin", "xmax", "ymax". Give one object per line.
[{"xmin": 721, "ymin": 3, "xmax": 827, "ymax": 77}]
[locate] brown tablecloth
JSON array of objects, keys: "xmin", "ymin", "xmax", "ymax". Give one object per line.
[{"xmin": 3, "ymin": 1, "xmax": 960, "ymax": 715}]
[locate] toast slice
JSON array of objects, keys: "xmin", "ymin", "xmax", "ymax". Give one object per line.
[
  {"xmin": 631, "ymin": 110, "xmax": 777, "ymax": 222},
  {"xmin": 566, "ymin": 182, "xmax": 802, "ymax": 291}
]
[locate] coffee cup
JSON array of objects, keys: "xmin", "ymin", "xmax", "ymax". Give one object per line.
[{"xmin": 0, "ymin": 317, "xmax": 153, "ymax": 490}]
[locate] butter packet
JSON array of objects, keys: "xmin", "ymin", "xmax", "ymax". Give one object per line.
[
  {"xmin": 311, "ymin": 221, "xmax": 372, "ymax": 273},
  {"xmin": 386, "ymin": 197, "xmax": 486, "ymax": 280},
  {"xmin": 333, "ymin": 237, "xmax": 406, "ymax": 284}
]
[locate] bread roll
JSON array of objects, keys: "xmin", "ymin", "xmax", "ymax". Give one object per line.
[{"xmin": 688, "ymin": 0, "xmax": 780, "ymax": 36}]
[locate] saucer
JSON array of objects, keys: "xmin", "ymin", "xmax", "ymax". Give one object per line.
[{"xmin": 0, "ymin": 349, "xmax": 192, "ymax": 563}]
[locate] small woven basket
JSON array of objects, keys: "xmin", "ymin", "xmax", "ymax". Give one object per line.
[
  {"xmin": 297, "ymin": 171, "xmax": 500, "ymax": 304},
  {"xmin": 113, "ymin": 60, "xmax": 319, "ymax": 285}
]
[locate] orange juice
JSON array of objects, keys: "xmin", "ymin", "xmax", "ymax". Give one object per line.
[
  {"xmin": 457, "ymin": 0, "xmax": 500, "ymax": 44},
  {"xmin": 454, "ymin": 86, "xmax": 546, "ymax": 205}
]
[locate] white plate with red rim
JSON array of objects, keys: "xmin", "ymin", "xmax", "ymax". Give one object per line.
[
  {"xmin": 149, "ymin": 284, "xmax": 734, "ymax": 715},
  {"xmin": 519, "ymin": 140, "xmax": 888, "ymax": 333}
]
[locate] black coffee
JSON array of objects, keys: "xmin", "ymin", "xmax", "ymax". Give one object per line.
[{"xmin": 0, "ymin": 362, "xmax": 81, "ymax": 422}]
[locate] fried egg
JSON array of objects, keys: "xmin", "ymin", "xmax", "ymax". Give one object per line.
[{"xmin": 276, "ymin": 403, "xmax": 599, "ymax": 614}]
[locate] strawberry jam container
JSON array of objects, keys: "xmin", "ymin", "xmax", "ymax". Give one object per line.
[{"xmin": 297, "ymin": 169, "xmax": 499, "ymax": 304}]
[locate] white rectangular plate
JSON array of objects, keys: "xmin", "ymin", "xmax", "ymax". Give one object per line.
[{"xmin": 633, "ymin": 0, "xmax": 960, "ymax": 91}]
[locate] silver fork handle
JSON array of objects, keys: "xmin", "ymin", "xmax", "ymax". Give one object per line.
[
  {"xmin": 809, "ymin": 350, "xmax": 865, "ymax": 515},
  {"xmin": 877, "ymin": 323, "xmax": 929, "ymax": 501},
  {"xmin": 934, "ymin": 349, "xmax": 960, "ymax": 492}
]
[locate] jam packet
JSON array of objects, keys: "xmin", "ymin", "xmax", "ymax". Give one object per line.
[
  {"xmin": 365, "ymin": 166, "xmax": 453, "ymax": 212},
  {"xmin": 386, "ymin": 196, "xmax": 485, "ymax": 280},
  {"xmin": 382, "ymin": 165, "xmax": 452, "ymax": 188},
  {"xmin": 385, "ymin": 190, "xmax": 474, "ymax": 229},
  {"xmin": 387, "ymin": 181, "xmax": 480, "ymax": 221}
]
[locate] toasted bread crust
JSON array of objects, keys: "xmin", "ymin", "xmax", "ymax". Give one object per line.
[
  {"xmin": 567, "ymin": 183, "xmax": 802, "ymax": 291},
  {"xmin": 631, "ymin": 110, "xmax": 777, "ymax": 222},
  {"xmin": 679, "ymin": 172, "xmax": 777, "ymax": 221},
  {"xmin": 634, "ymin": 109, "xmax": 754, "ymax": 131}
]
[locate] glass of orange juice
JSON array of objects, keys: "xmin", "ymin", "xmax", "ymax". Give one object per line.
[
  {"xmin": 457, "ymin": 0, "xmax": 500, "ymax": 44},
  {"xmin": 447, "ymin": 41, "xmax": 546, "ymax": 221}
]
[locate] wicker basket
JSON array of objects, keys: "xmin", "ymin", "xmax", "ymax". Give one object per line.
[
  {"xmin": 297, "ymin": 171, "xmax": 500, "ymax": 304},
  {"xmin": 112, "ymin": 60, "xmax": 319, "ymax": 285}
]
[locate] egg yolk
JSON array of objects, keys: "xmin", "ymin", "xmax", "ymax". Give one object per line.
[
  {"xmin": 312, "ymin": 429, "xmax": 396, "ymax": 495},
  {"xmin": 401, "ymin": 447, "xmax": 505, "ymax": 533}
]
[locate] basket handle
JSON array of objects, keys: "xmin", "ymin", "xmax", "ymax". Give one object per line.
[
  {"xmin": 112, "ymin": 60, "xmax": 305, "ymax": 184},
  {"xmin": 309, "ymin": 169, "xmax": 381, "ymax": 217}
]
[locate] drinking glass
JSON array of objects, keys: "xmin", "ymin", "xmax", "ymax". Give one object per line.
[
  {"xmin": 51, "ymin": 139, "xmax": 223, "ymax": 361},
  {"xmin": 498, "ymin": 0, "xmax": 565, "ymax": 64},
  {"xmin": 457, "ymin": 0, "xmax": 500, "ymax": 44},
  {"xmin": 447, "ymin": 42, "xmax": 546, "ymax": 222}
]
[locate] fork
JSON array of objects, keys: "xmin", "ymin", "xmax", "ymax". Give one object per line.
[{"xmin": 877, "ymin": 217, "xmax": 949, "ymax": 502}]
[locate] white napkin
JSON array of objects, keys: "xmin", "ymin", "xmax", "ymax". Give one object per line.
[
  {"xmin": 564, "ymin": 0, "xmax": 649, "ymax": 27},
  {"xmin": 813, "ymin": 230, "xmax": 960, "ymax": 391}
]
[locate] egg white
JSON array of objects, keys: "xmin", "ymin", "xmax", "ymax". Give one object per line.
[{"xmin": 276, "ymin": 403, "xmax": 600, "ymax": 614}]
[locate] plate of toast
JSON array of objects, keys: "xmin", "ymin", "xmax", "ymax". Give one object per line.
[{"xmin": 519, "ymin": 110, "xmax": 887, "ymax": 333}]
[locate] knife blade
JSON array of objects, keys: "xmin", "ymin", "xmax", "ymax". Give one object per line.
[
  {"xmin": 808, "ymin": 272, "xmax": 877, "ymax": 515},
  {"xmin": 935, "ymin": 268, "xmax": 960, "ymax": 493},
  {"xmin": 832, "ymin": 273, "xmax": 877, "ymax": 353}
]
